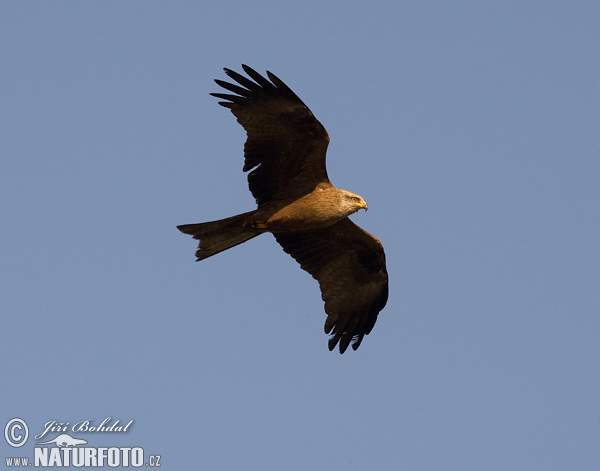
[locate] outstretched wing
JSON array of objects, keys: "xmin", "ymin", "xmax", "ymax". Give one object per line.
[
  {"xmin": 274, "ymin": 219, "xmax": 388, "ymax": 353},
  {"xmin": 211, "ymin": 65, "xmax": 331, "ymax": 206}
]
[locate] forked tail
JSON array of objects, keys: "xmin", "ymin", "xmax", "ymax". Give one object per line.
[{"xmin": 177, "ymin": 210, "xmax": 262, "ymax": 260}]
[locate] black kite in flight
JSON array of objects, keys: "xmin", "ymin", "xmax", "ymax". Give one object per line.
[{"xmin": 178, "ymin": 65, "xmax": 388, "ymax": 353}]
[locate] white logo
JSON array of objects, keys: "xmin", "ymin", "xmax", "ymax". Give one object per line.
[
  {"xmin": 36, "ymin": 433, "xmax": 88, "ymax": 447},
  {"xmin": 4, "ymin": 417, "xmax": 162, "ymax": 467},
  {"xmin": 4, "ymin": 418, "xmax": 29, "ymax": 447}
]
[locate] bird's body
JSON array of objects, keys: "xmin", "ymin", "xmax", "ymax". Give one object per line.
[
  {"xmin": 178, "ymin": 65, "xmax": 388, "ymax": 353},
  {"xmin": 257, "ymin": 185, "xmax": 367, "ymax": 231}
]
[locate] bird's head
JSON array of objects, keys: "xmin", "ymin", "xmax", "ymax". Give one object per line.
[{"xmin": 340, "ymin": 190, "xmax": 368, "ymax": 215}]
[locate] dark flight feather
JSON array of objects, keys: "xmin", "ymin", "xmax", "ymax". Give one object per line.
[{"xmin": 210, "ymin": 65, "xmax": 330, "ymax": 206}]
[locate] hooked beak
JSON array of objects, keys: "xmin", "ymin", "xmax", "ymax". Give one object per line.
[{"xmin": 357, "ymin": 200, "xmax": 368, "ymax": 211}]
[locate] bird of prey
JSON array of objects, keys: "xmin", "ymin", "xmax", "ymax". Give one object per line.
[{"xmin": 178, "ymin": 65, "xmax": 388, "ymax": 353}]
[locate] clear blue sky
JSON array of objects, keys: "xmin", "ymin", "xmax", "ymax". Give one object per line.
[{"xmin": 2, "ymin": 1, "xmax": 599, "ymax": 469}]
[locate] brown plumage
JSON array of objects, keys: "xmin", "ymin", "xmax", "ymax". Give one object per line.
[{"xmin": 178, "ymin": 65, "xmax": 388, "ymax": 353}]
